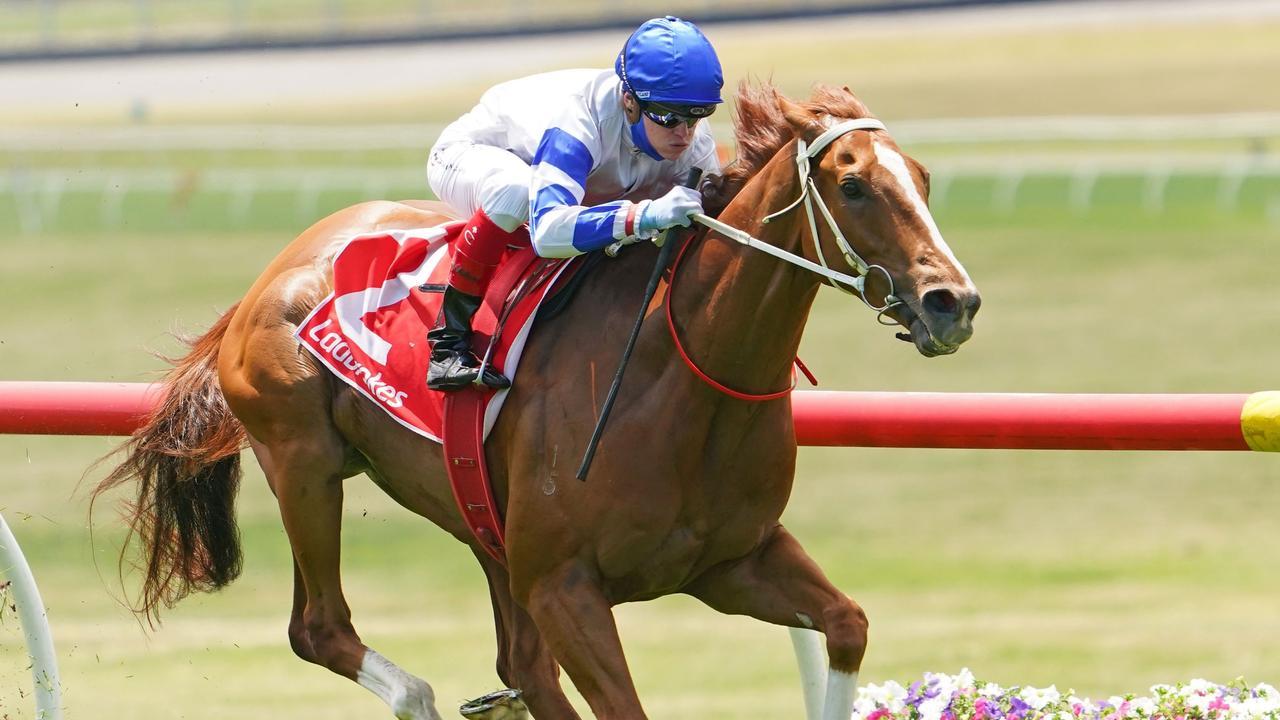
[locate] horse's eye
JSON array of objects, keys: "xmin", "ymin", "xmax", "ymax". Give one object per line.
[{"xmin": 841, "ymin": 179, "xmax": 864, "ymax": 200}]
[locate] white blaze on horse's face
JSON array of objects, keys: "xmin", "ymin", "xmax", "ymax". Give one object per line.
[
  {"xmin": 871, "ymin": 141, "xmax": 973, "ymax": 289},
  {"xmin": 827, "ymin": 131, "xmax": 981, "ymax": 357}
]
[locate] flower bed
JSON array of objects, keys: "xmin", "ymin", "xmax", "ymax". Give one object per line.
[{"xmin": 853, "ymin": 671, "xmax": 1280, "ymax": 720}]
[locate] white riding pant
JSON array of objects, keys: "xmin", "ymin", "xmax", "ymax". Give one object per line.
[{"xmin": 427, "ymin": 141, "xmax": 532, "ymax": 233}]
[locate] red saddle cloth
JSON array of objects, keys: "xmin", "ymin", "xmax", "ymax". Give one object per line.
[{"xmin": 296, "ymin": 222, "xmax": 577, "ymax": 563}]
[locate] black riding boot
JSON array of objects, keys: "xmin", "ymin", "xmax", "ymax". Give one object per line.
[{"xmin": 427, "ymin": 287, "xmax": 512, "ymax": 391}]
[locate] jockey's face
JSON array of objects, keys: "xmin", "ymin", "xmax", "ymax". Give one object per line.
[
  {"xmin": 642, "ymin": 114, "xmax": 696, "ymax": 161},
  {"xmin": 623, "ymin": 90, "xmax": 698, "ymax": 161}
]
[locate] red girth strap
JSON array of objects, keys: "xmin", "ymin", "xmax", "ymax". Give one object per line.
[{"xmin": 440, "ymin": 244, "xmax": 542, "ymax": 566}]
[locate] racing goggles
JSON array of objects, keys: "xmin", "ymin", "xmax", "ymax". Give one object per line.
[{"xmin": 640, "ymin": 100, "xmax": 716, "ymax": 129}]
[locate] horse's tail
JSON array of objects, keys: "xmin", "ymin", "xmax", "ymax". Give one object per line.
[{"xmin": 93, "ymin": 303, "xmax": 247, "ymax": 624}]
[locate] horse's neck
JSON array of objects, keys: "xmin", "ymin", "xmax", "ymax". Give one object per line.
[{"xmin": 670, "ymin": 147, "xmax": 820, "ymax": 395}]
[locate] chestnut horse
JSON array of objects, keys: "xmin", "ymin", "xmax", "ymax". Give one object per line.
[{"xmin": 97, "ymin": 82, "xmax": 979, "ymax": 720}]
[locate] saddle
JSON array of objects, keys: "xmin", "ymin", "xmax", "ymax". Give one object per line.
[{"xmin": 294, "ymin": 222, "xmax": 589, "ymax": 564}]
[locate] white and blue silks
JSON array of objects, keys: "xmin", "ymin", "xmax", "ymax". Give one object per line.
[{"xmin": 427, "ymin": 69, "xmax": 720, "ymax": 258}]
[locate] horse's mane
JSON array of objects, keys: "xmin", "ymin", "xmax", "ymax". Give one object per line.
[{"xmin": 708, "ymin": 81, "xmax": 873, "ymax": 210}]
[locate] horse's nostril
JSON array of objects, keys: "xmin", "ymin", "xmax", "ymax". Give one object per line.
[
  {"xmin": 922, "ymin": 288, "xmax": 981, "ymax": 321},
  {"xmin": 922, "ymin": 288, "xmax": 959, "ymax": 318}
]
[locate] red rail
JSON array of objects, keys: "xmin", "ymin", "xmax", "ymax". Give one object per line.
[
  {"xmin": 0, "ymin": 382, "xmax": 1270, "ymax": 451},
  {"xmin": 790, "ymin": 390, "xmax": 1252, "ymax": 451},
  {"xmin": 0, "ymin": 382, "xmax": 161, "ymax": 436}
]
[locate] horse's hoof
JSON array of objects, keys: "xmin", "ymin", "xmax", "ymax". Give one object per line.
[{"xmin": 459, "ymin": 688, "xmax": 528, "ymax": 719}]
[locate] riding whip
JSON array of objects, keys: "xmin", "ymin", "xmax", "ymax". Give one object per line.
[{"xmin": 576, "ymin": 167, "xmax": 703, "ymax": 481}]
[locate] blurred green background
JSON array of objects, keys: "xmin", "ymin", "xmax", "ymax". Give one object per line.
[{"xmin": 1, "ymin": 3, "xmax": 1279, "ymax": 719}]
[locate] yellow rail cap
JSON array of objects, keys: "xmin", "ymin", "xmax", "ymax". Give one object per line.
[{"xmin": 1242, "ymin": 391, "xmax": 1280, "ymax": 452}]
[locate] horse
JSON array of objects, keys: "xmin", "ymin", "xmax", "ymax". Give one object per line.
[{"xmin": 95, "ymin": 81, "xmax": 980, "ymax": 720}]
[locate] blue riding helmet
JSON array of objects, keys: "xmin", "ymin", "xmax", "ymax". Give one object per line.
[{"xmin": 615, "ymin": 16, "xmax": 723, "ymax": 107}]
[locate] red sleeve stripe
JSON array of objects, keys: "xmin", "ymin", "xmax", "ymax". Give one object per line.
[{"xmin": 624, "ymin": 203, "xmax": 638, "ymax": 238}]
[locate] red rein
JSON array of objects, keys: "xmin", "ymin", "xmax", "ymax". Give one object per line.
[{"xmin": 664, "ymin": 230, "xmax": 814, "ymax": 402}]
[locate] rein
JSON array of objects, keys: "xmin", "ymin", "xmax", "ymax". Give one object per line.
[
  {"xmin": 665, "ymin": 228, "xmax": 797, "ymax": 402},
  {"xmin": 664, "ymin": 118, "xmax": 904, "ymax": 401},
  {"xmin": 694, "ymin": 117, "xmax": 904, "ymax": 321}
]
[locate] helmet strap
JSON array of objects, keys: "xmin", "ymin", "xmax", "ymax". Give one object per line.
[{"xmin": 629, "ymin": 116, "xmax": 664, "ymax": 161}]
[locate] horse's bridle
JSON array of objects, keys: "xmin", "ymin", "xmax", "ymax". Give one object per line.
[
  {"xmin": 666, "ymin": 118, "xmax": 910, "ymax": 402},
  {"xmin": 692, "ymin": 117, "xmax": 904, "ymax": 320}
]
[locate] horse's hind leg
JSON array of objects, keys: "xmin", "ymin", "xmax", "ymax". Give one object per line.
[
  {"xmin": 474, "ymin": 552, "xmax": 580, "ymax": 719},
  {"xmin": 684, "ymin": 524, "xmax": 868, "ymax": 720},
  {"xmin": 245, "ymin": 429, "xmax": 443, "ymax": 720}
]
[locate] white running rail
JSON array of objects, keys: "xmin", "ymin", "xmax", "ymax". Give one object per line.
[
  {"xmin": 0, "ymin": 113, "xmax": 1275, "ymax": 151},
  {"xmin": 0, "ymin": 512, "xmax": 62, "ymax": 720}
]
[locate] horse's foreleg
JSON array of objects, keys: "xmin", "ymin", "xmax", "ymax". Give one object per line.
[
  {"xmin": 474, "ymin": 551, "xmax": 578, "ymax": 720},
  {"xmin": 253, "ymin": 438, "xmax": 443, "ymax": 720},
  {"xmin": 684, "ymin": 524, "xmax": 868, "ymax": 720},
  {"xmin": 285, "ymin": 559, "xmax": 317, "ymax": 662},
  {"xmin": 521, "ymin": 561, "xmax": 647, "ymax": 720}
]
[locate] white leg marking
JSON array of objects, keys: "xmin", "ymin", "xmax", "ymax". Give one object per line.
[
  {"xmin": 822, "ymin": 669, "xmax": 859, "ymax": 720},
  {"xmin": 358, "ymin": 649, "xmax": 444, "ymax": 720},
  {"xmin": 872, "ymin": 141, "xmax": 975, "ymax": 287},
  {"xmin": 790, "ymin": 628, "xmax": 828, "ymax": 720}
]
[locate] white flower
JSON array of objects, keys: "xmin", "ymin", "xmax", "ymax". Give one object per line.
[
  {"xmin": 1186, "ymin": 679, "xmax": 1220, "ymax": 696},
  {"xmin": 1106, "ymin": 695, "xmax": 1130, "ymax": 714},
  {"xmin": 1069, "ymin": 695, "xmax": 1099, "ymax": 714},
  {"xmin": 1187, "ymin": 693, "xmax": 1214, "ymax": 714},
  {"xmin": 919, "ymin": 692, "xmax": 951, "ymax": 720},
  {"xmin": 1021, "ymin": 685, "xmax": 1062, "ymax": 711},
  {"xmin": 1227, "ymin": 704, "xmax": 1253, "ymax": 720},
  {"xmin": 858, "ymin": 680, "xmax": 908, "ymax": 714},
  {"xmin": 1248, "ymin": 683, "xmax": 1280, "ymax": 712},
  {"xmin": 1236, "ymin": 692, "xmax": 1280, "ymax": 720},
  {"xmin": 929, "ymin": 674, "xmax": 962, "ymax": 699},
  {"xmin": 860, "ymin": 673, "xmax": 1280, "ymax": 720},
  {"xmin": 1130, "ymin": 697, "xmax": 1158, "ymax": 717},
  {"xmin": 980, "ymin": 682, "xmax": 1006, "ymax": 698}
]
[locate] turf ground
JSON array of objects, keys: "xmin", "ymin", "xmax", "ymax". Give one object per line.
[{"xmin": 1, "ymin": 6, "xmax": 1279, "ymax": 719}]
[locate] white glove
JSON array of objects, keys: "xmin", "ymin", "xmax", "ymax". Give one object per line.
[{"xmin": 638, "ymin": 186, "xmax": 703, "ymax": 236}]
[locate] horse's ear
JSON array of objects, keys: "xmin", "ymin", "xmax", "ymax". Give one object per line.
[
  {"xmin": 906, "ymin": 154, "xmax": 932, "ymax": 200},
  {"xmin": 839, "ymin": 85, "xmax": 874, "ymax": 118},
  {"xmin": 778, "ymin": 95, "xmax": 823, "ymax": 143}
]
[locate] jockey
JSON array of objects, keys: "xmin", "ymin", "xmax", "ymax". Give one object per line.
[{"xmin": 425, "ymin": 15, "xmax": 724, "ymax": 391}]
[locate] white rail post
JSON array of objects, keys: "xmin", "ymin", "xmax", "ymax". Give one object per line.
[
  {"xmin": 1143, "ymin": 164, "xmax": 1173, "ymax": 216},
  {"xmin": 931, "ymin": 172, "xmax": 954, "ymax": 210},
  {"xmin": 1216, "ymin": 162, "xmax": 1250, "ymax": 214},
  {"xmin": 790, "ymin": 627, "xmax": 827, "ymax": 720},
  {"xmin": 0, "ymin": 512, "xmax": 63, "ymax": 720},
  {"xmin": 1069, "ymin": 166, "xmax": 1099, "ymax": 216},
  {"xmin": 992, "ymin": 168, "xmax": 1025, "ymax": 216}
]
